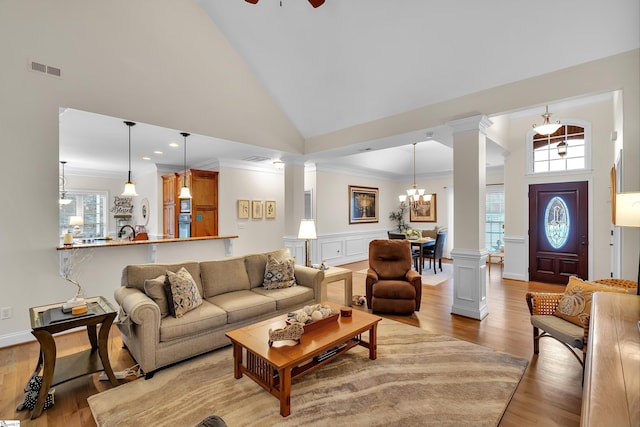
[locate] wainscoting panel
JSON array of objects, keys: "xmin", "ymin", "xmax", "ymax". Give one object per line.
[
  {"xmin": 503, "ymin": 235, "xmax": 527, "ymax": 281},
  {"xmin": 283, "ymin": 230, "xmax": 386, "ymax": 267}
]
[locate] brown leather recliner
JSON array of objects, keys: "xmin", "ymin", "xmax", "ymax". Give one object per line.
[{"xmin": 366, "ymin": 239, "xmax": 422, "ymax": 314}]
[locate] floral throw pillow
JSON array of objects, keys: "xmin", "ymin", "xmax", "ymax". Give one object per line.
[
  {"xmin": 553, "ymin": 276, "xmax": 627, "ymax": 326},
  {"xmin": 263, "ymin": 255, "xmax": 297, "ymax": 290},
  {"xmin": 164, "ymin": 267, "xmax": 203, "ymax": 318}
]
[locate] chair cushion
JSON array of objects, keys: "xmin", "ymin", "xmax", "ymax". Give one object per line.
[
  {"xmin": 369, "ymin": 240, "xmax": 412, "ymax": 279},
  {"xmin": 531, "ymin": 314, "xmax": 584, "ymax": 349},
  {"xmin": 372, "ymin": 280, "xmax": 416, "ymax": 300},
  {"xmin": 554, "ymin": 276, "xmax": 627, "ymax": 326}
]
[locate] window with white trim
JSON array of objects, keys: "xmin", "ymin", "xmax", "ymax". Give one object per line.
[
  {"xmin": 485, "ymin": 185, "xmax": 504, "ymax": 253},
  {"xmin": 59, "ymin": 191, "xmax": 108, "ymax": 238}
]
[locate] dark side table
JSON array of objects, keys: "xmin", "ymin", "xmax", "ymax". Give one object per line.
[{"xmin": 26, "ymin": 296, "xmax": 119, "ymax": 419}]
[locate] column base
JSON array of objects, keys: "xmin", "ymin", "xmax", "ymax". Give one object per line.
[{"xmin": 451, "ymin": 248, "xmax": 489, "ymax": 320}]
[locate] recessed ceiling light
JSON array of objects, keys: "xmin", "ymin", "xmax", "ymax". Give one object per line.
[
  {"xmin": 154, "ymin": 151, "xmax": 163, "ymax": 155},
  {"xmin": 169, "ymin": 142, "xmax": 179, "ymax": 148},
  {"xmin": 142, "ymin": 156, "xmax": 151, "ymax": 160}
]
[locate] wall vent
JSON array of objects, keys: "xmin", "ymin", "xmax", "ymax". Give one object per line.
[{"xmin": 28, "ymin": 60, "xmax": 62, "ymax": 78}]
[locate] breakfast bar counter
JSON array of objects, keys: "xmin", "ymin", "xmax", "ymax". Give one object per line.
[{"xmin": 56, "ymin": 235, "xmax": 238, "ymax": 251}]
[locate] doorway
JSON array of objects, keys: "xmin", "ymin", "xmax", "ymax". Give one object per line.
[{"xmin": 528, "ymin": 181, "xmax": 588, "ymax": 284}]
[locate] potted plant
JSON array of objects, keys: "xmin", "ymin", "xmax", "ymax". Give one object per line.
[{"xmin": 389, "ymin": 203, "xmax": 408, "ymax": 232}]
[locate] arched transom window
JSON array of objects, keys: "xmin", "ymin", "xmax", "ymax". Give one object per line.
[{"xmin": 530, "ymin": 123, "xmax": 588, "ymax": 174}]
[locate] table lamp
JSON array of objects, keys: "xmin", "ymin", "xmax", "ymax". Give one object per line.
[
  {"xmin": 298, "ymin": 219, "xmax": 317, "ymax": 267},
  {"xmin": 70, "ymin": 216, "xmax": 84, "ymax": 237},
  {"xmin": 615, "ymin": 192, "xmax": 640, "ymax": 295}
]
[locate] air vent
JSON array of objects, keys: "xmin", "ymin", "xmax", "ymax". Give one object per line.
[
  {"xmin": 28, "ymin": 60, "xmax": 62, "ymax": 78},
  {"xmin": 243, "ymin": 155, "xmax": 271, "ymax": 162}
]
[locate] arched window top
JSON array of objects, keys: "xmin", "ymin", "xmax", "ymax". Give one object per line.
[{"xmin": 527, "ymin": 120, "xmax": 591, "ymax": 175}]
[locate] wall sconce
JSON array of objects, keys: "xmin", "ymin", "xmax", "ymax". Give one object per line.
[{"xmin": 298, "ymin": 219, "xmax": 317, "ymax": 267}]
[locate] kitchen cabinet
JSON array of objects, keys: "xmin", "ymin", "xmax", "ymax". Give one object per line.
[{"xmin": 163, "ymin": 169, "xmax": 218, "ymax": 238}]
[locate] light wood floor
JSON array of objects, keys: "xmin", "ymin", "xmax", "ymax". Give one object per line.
[{"xmin": 1, "ymin": 260, "xmax": 582, "ymax": 426}]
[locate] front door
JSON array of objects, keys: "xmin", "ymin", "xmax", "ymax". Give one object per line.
[{"xmin": 529, "ymin": 181, "xmax": 589, "ymax": 284}]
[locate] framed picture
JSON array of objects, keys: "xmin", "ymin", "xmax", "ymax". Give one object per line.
[
  {"xmin": 238, "ymin": 200, "xmax": 250, "ymax": 219},
  {"xmin": 252, "ymin": 200, "xmax": 263, "ymax": 219},
  {"xmin": 349, "ymin": 185, "xmax": 379, "ymax": 224},
  {"xmin": 409, "ymin": 194, "xmax": 437, "ymax": 222},
  {"xmin": 265, "ymin": 200, "xmax": 276, "ymax": 219}
]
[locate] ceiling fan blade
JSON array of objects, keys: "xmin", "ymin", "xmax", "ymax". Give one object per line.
[
  {"xmin": 245, "ymin": 0, "xmax": 259, "ymax": 4},
  {"xmin": 308, "ymin": 0, "xmax": 325, "ymax": 7}
]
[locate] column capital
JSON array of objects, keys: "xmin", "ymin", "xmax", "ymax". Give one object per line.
[{"xmin": 447, "ymin": 114, "xmax": 493, "ymax": 136}]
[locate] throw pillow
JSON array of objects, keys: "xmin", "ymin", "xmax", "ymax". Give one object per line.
[
  {"xmin": 164, "ymin": 267, "xmax": 203, "ymax": 318},
  {"xmin": 263, "ymin": 255, "xmax": 297, "ymax": 290},
  {"xmin": 144, "ymin": 275, "xmax": 170, "ymax": 317},
  {"xmin": 553, "ymin": 276, "xmax": 627, "ymax": 326}
]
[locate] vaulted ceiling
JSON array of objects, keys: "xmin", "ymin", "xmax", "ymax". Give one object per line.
[{"xmin": 60, "ymin": 0, "xmax": 639, "ymax": 179}]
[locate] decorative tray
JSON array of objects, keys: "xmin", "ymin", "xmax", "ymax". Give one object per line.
[
  {"xmin": 300, "ymin": 312, "xmax": 339, "ymax": 333},
  {"xmin": 286, "ymin": 304, "xmax": 339, "ymax": 333}
]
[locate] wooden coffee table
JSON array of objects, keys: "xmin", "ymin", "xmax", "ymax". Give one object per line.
[{"xmin": 225, "ymin": 302, "xmax": 382, "ymax": 417}]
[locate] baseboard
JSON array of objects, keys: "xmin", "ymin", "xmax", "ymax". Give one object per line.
[{"xmin": 0, "ymin": 330, "xmax": 34, "ymax": 348}]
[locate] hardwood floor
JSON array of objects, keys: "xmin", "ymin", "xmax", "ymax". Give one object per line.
[{"xmin": 0, "ymin": 260, "xmax": 582, "ymax": 426}]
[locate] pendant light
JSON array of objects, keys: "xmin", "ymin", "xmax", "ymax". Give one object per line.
[
  {"xmin": 399, "ymin": 143, "xmax": 430, "ymax": 215},
  {"xmin": 178, "ymin": 132, "xmax": 192, "ymax": 199},
  {"xmin": 556, "ymin": 140, "xmax": 567, "ymax": 157},
  {"xmin": 122, "ymin": 121, "xmax": 138, "ymax": 196},
  {"xmin": 59, "ymin": 160, "xmax": 72, "ymax": 205},
  {"xmin": 532, "ymin": 105, "xmax": 562, "ymax": 136}
]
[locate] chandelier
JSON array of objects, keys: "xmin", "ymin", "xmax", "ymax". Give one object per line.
[
  {"xmin": 399, "ymin": 143, "xmax": 430, "ymax": 214},
  {"xmin": 532, "ymin": 105, "xmax": 562, "ymax": 136}
]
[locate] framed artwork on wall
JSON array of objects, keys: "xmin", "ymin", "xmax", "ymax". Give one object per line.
[
  {"xmin": 238, "ymin": 200, "xmax": 249, "ymax": 219},
  {"xmin": 252, "ymin": 200, "xmax": 263, "ymax": 219},
  {"xmin": 265, "ymin": 200, "xmax": 276, "ymax": 219},
  {"xmin": 349, "ymin": 185, "xmax": 379, "ymax": 224},
  {"xmin": 409, "ymin": 194, "xmax": 437, "ymax": 222}
]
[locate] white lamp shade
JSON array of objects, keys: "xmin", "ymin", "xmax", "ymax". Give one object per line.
[
  {"xmin": 59, "ymin": 197, "xmax": 72, "ymax": 205},
  {"xmin": 398, "ymin": 195, "xmax": 407, "ymax": 203},
  {"xmin": 615, "ymin": 192, "xmax": 640, "ymax": 227},
  {"xmin": 534, "ymin": 123, "xmax": 562, "ymax": 136},
  {"xmin": 406, "ymin": 188, "xmax": 416, "ymax": 197},
  {"xmin": 122, "ymin": 182, "xmax": 138, "ymax": 196},
  {"xmin": 298, "ymin": 219, "xmax": 317, "ymax": 240},
  {"xmin": 423, "ymin": 193, "xmax": 432, "ymax": 202},
  {"xmin": 178, "ymin": 186, "xmax": 192, "ymax": 199},
  {"xmin": 69, "ymin": 216, "xmax": 84, "ymax": 226}
]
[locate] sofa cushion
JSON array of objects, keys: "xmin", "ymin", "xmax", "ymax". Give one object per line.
[
  {"xmin": 159, "ymin": 301, "xmax": 227, "ymax": 342},
  {"xmin": 263, "ymin": 255, "xmax": 297, "ymax": 290},
  {"xmin": 554, "ymin": 276, "xmax": 627, "ymax": 326},
  {"xmin": 122, "ymin": 262, "xmax": 203, "ymax": 296},
  {"xmin": 252, "ymin": 286, "xmax": 314, "ymax": 310},
  {"xmin": 144, "ymin": 275, "xmax": 170, "ymax": 317},
  {"xmin": 244, "ymin": 253, "xmax": 268, "ymax": 289},
  {"xmin": 164, "ymin": 267, "xmax": 203, "ymax": 318},
  {"xmin": 200, "ymin": 257, "xmax": 251, "ymax": 298},
  {"xmin": 206, "ymin": 291, "xmax": 276, "ymax": 324}
]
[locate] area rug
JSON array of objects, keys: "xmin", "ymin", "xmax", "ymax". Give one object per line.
[
  {"xmin": 356, "ymin": 264, "xmax": 451, "ymax": 286},
  {"xmin": 89, "ymin": 319, "xmax": 527, "ymax": 427}
]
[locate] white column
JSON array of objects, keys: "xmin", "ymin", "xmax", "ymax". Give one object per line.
[{"xmin": 448, "ymin": 115, "xmax": 493, "ymax": 320}]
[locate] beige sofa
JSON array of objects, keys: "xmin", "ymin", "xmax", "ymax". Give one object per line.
[{"xmin": 114, "ymin": 249, "xmax": 324, "ymax": 378}]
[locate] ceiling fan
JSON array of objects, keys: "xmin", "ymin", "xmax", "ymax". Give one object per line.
[{"xmin": 245, "ymin": 0, "xmax": 325, "ymax": 8}]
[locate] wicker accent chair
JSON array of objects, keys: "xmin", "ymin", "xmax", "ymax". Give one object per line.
[{"xmin": 526, "ymin": 278, "xmax": 637, "ymax": 367}]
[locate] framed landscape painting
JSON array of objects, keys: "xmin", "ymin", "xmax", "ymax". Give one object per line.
[
  {"xmin": 409, "ymin": 194, "xmax": 437, "ymax": 222},
  {"xmin": 349, "ymin": 185, "xmax": 379, "ymax": 224}
]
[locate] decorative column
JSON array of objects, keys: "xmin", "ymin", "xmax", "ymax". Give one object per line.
[{"xmin": 448, "ymin": 115, "xmax": 493, "ymax": 320}]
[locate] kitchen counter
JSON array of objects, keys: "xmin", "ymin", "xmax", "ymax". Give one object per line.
[{"xmin": 57, "ymin": 235, "xmax": 238, "ymax": 250}]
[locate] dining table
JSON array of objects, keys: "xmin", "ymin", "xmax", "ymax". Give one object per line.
[{"xmin": 410, "ymin": 237, "xmax": 435, "ymax": 274}]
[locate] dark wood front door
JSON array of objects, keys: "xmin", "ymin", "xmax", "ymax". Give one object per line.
[{"xmin": 529, "ymin": 181, "xmax": 588, "ymax": 284}]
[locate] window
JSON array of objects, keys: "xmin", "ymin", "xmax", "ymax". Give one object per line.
[
  {"xmin": 59, "ymin": 191, "xmax": 108, "ymax": 238},
  {"xmin": 485, "ymin": 185, "xmax": 504, "ymax": 253},
  {"xmin": 530, "ymin": 124, "xmax": 588, "ymax": 174}
]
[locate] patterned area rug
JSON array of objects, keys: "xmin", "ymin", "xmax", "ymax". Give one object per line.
[
  {"xmin": 89, "ymin": 319, "xmax": 527, "ymax": 427},
  {"xmin": 356, "ymin": 263, "xmax": 452, "ymax": 286}
]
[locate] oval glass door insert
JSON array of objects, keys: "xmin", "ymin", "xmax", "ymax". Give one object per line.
[{"xmin": 544, "ymin": 196, "xmax": 570, "ymax": 249}]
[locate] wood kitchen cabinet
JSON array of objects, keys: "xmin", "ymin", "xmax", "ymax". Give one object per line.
[{"xmin": 163, "ymin": 169, "xmax": 218, "ymax": 238}]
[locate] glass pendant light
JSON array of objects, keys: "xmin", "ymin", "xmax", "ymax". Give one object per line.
[
  {"xmin": 122, "ymin": 121, "xmax": 138, "ymax": 196},
  {"xmin": 178, "ymin": 132, "xmax": 192, "ymax": 199},
  {"xmin": 59, "ymin": 160, "xmax": 72, "ymax": 205},
  {"xmin": 533, "ymin": 105, "xmax": 562, "ymax": 136}
]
